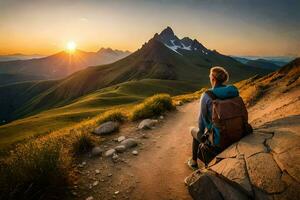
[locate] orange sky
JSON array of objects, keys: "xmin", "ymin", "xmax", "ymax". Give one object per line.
[{"xmin": 0, "ymin": 0, "xmax": 299, "ymax": 56}]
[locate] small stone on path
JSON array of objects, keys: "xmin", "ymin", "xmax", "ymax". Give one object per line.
[
  {"xmin": 92, "ymin": 181, "xmax": 99, "ymax": 187},
  {"xmin": 117, "ymin": 136, "xmax": 126, "ymax": 142},
  {"xmin": 104, "ymin": 149, "xmax": 116, "ymax": 157},
  {"xmin": 132, "ymin": 150, "xmax": 138, "ymax": 155},
  {"xmin": 91, "ymin": 146, "xmax": 103, "ymax": 157},
  {"xmin": 115, "ymin": 145, "xmax": 126, "ymax": 153},
  {"xmin": 86, "ymin": 196, "xmax": 94, "ymax": 200}
]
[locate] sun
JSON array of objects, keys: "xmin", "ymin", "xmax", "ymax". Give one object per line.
[{"xmin": 66, "ymin": 41, "xmax": 77, "ymax": 53}]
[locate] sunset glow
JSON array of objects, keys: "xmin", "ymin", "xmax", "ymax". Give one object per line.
[
  {"xmin": 0, "ymin": 0, "xmax": 299, "ymax": 56},
  {"xmin": 66, "ymin": 41, "xmax": 77, "ymax": 53}
]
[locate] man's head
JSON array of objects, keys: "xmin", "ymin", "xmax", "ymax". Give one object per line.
[{"xmin": 209, "ymin": 66, "xmax": 229, "ymax": 87}]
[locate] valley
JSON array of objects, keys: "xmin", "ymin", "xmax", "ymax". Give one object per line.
[{"xmin": 0, "ymin": 27, "xmax": 272, "ymax": 148}]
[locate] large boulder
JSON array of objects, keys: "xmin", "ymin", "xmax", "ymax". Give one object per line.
[
  {"xmin": 273, "ymin": 147, "xmax": 300, "ymax": 182},
  {"xmin": 186, "ymin": 170, "xmax": 249, "ymax": 200},
  {"xmin": 237, "ymin": 134, "xmax": 267, "ymax": 158},
  {"xmin": 93, "ymin": 121, "xmax": 119, "ymax": 135},
  {"xmin": 246, "ymin": 153, "xmax": 285, "ymax": 193},
  {"xmin": 138, "ymin": 119, "xmax": 158, "ymax": 130},
  {"xmin": 267, "ymin": 130, "xmax": 300, "ymax": 154},
  {"xmin": 210, "ymin": 157, "xmax": 252, "ymax": 195},
  {"xmin": 187, "ymin": 129, "xmax": 300, "ymax": 200}
]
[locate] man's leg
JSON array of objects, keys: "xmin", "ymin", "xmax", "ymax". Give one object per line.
[
  {"xmin": 192, "ymin": 138, "xmax": 200, "ymax": 161},
  {"xmin": 187, "ymin": 127, "xmax": 200, "ymax": 170}
]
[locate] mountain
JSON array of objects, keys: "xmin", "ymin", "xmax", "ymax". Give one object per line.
[
  {"xmin": 245, "ymin": 58, "xmax": 281, "ymax": 70},
  {"xmin": 0, "ymin": 48, "xmax": 131, "ymax": 82},
  {"xmin": 232, "ymin": 55, "xmax": 294, "ymax": 67},
  {"xmin": 0, "ymin": 73, "xmax": 45, "ymax": 86},
  {"xmin": 0, "ymin": 53, "xmax": 45, "ymax": 62},
  {"xmin": 0, "ymin": 27, "xmax": 272, "ymax": 125}
]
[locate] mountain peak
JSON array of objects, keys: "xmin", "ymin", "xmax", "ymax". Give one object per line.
[
  {"xmin": 160, "ymin": 26, "xmax": 175, "ymax": 37},
  {"xmin": 152, "ymin": 27, "xmax": 208, "ymax": 55}
]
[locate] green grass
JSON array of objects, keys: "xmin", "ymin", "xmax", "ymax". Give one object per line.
[
  {"xmin": 0, "ymin": 79, "xmax": 201, "ymax": 149},
  {"xmin": 130, "ymin": 94, "xmax": 175, "ymax": 121}
]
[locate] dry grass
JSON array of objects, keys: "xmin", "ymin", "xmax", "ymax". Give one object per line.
[
  {"xmin": 0, "ymin": 93, "xmax": 180, "ymax": 199},
  {"xmin": 172, "ymin": 88, "xmax": 206, "ymax": 106},
  {"xmin": 130, "ymin": 94, "xmax": 175, "ymax": 121},
  {"xmin": 0, "ymin": 139, "xmax": 71, "ymax": 199}
]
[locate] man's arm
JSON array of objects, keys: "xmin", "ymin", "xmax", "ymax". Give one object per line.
[{"xmin": 197, "ymin": 93, "xmax": 212, "ymax": 140}]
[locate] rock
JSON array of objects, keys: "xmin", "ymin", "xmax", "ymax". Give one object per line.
[
  {"xmin": 112, "ymin": 154, "xmax": 119, "ymax": 162},
  {"xmin": 120, "ymin": 138, "xmax": 138, "ymax": 148},
  {"xmin": 253, "ymin": 188, "xmax": 273, "ymax": 200},
  {"xmin": 132, "ymin": 150, "xmax": 138, "ymax": 155},
  {"xmin": 115, "ymin": 191, "xmax": 120, "ymax": 195},
  {"xmin": 159, "ymin": 115, "xmax": 164, "ymax": 120},
  {"xmin": 93, "ymin": 121, "xmax": 119, "ymax": 135},
  {"xmin": 115, "ymin": 145, "xmax": 126, "ymax": 153},
  {"xmin": 71, "ymin": 191, "xmax": 77, "ymax": 196},
  {"xmin": 246, "ymin": 153, "xmax": 285, "ymax": 193},
  {"xmin": 187, "ymin": 170, "xmax": 248, "ymax": 200},
  {"xmin": 92, "ymin": 181, "xmax": 99, "ymax": 186},
  {"xmin": 237, "ymin": 134, "xmax": 267, "ymax": 158},
  {"xmin": 95, "ymin": 169, "xmax": 100, "ymax": 174},
  {"xmin": 91, "ymin": 146, "xmax": 103, "ymax": 157},
  {"xmin": 274, "ymin": 172, "xmax": 300, "ymax": 200},
  {"xmin": 104, "ymin": 149, "xmax": 116, "ymax": 157},
  {"xmin": 117, "ymin": 136, "xmax": 126, "ymax": 142},
  {"xmin": 141, "ymin": 134, "xmax": 149, "ymax": 139},
  {"xmin": 216, "ymin": 143, "xmax": 238, "ymax": 159},
  {"xmin": 86, "ymin": 196, "xmax": 94, "ymax": 200},
  {"xmin": 108, "ymin": 173, "xmax": 112, "ymax": 177},
  {"xmin": 210, "ymin": 157, "xmax": 252, "ymax": 195},
  {"xmin": 267, "ymin": 131, "xmax": 300, "ymax": 154},
  {"xmin": 138, "ymin": 119, "xmax": 158, "ymax": 130},
  {"xmin": 273, "ymin": 147, "xmax": 300, "ymax": 182}
]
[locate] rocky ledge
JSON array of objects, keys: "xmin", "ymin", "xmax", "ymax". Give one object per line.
[{"xmin": 186, "ymin": 129, "xmax": 300, "ymax": 200}]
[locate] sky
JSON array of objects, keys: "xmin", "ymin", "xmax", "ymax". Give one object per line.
[{"xmin": 0, "ymin": 0, "xmax": 299, "ymax": 56}]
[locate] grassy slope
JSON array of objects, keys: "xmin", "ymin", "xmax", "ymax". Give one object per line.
[
  {"xmin": 0, "ymin": 79, "xmax": 200, "ymax": 148},
  {"xmin": 0, "ymin": 39, "xmax": 274, "ymax": 148}
]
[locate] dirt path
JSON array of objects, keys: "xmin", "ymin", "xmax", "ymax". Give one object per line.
[
  {"xmin": 128, "ymin": 102, "xmax": 199, "ymax": 200},
  {"xmin": 75, "ymin": 87, "xmax": 299, "ymax": 200},
  {"xmin": 75, "ymin": 101, "xmax": 199, "ymax": 200}
]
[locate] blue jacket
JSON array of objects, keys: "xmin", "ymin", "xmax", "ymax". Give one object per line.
[{"xmin": 197, "ymin": 85, "xmax": 239, "ymax": 144}]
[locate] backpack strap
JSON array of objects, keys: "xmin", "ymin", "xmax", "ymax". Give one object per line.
[{"xmin": 205, "ymin": 90, "xmax": 217, "ymax": 100}]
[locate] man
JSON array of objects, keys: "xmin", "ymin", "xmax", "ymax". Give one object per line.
[{"xmin": 187, "ymin": 66, "xmax": 250, "ymax": 170}]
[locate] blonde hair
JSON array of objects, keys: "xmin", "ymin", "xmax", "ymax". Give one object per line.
[{"xmin": 210, "ymin": 66, "xmax": 229, "ymax": 84}]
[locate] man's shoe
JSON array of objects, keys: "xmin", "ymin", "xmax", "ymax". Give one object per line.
[{"xmin": 187, "ymin": 158, "xmax": 198, "ymax": 171}]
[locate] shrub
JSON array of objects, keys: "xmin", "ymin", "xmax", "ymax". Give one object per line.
[
  {"xmin": 130, "ymin": 94, "xmax": 175, "ymax": 121},
  {"xmin": 172, "ymin": 88, "xmax": 206, "ymax": 105},
  {"xmin": 72, "ymin": 132, "xmax": 96, "ymax": 155},
  {"xmin": 95, "ymin": 109, "xmax": 127, "ymax": 125},
  {"xmin": 0, "ymin": 140, "xmax": 71, "ymax": 199}
]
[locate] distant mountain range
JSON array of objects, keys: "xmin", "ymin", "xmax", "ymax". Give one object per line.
[
  {"xmin": 0, "ymin": 26, "xmax": 272, "ymax": 124},
  {"xmin": 232, "ymin": 55, "xmax": 294, "ymax": 67},
  {"xmin": 0, "ymin": 48, "xmax": 131, "ymax": 83},
  {"xmin": 0, "ymin": 54, "xmax": 45, "ymax": 62}
]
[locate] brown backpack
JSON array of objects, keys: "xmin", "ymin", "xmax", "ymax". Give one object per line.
[{"xmin": 205, "ymin": 90, "xmax": 252, "ymax": 149}]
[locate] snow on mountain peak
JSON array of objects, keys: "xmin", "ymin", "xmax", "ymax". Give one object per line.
[{"xmin": 154, "ymin": 27, "xmax": 208, "ymax": 55}]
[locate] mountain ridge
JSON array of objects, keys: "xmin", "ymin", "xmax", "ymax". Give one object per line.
[
  {"xmin": 0, "ymin": 48, "xmax": 131, "ymax": 82},
  {"xmin": 0, "ymin": 27, "xmax": 273, "ymax": 124}
]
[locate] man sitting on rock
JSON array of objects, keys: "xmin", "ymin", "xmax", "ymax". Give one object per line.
[{"xmin": 187, "ymin": 66, "xmax": 251, "ymax": 170}]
